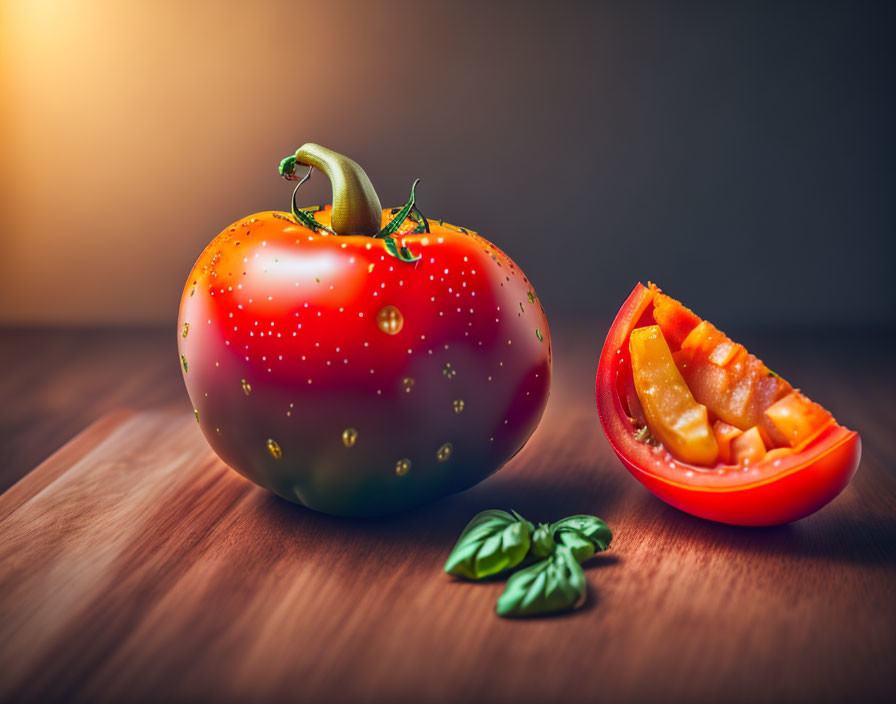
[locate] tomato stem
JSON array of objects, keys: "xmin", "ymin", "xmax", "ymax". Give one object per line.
[{"xmin": 278, "ymin": 143, "xmax": 382, "ymax": 236}]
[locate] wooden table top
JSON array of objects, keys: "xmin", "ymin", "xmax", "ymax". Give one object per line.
[{"xmin": 1, "ymin": 324, "xmax": 894, "ymax": 703}]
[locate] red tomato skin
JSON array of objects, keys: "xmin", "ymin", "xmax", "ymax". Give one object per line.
[
  {"xmin": 596, "ymin": 283, "xmax": 861, "ymax": 526},
  {"xmin": 178, "ymin": 209, "xmax": 551, "ymax": 516}
]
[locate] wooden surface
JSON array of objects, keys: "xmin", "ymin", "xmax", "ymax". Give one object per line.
[{"xmin": 1, "ymin": 325, "xmax": 895, "ymax": 703}]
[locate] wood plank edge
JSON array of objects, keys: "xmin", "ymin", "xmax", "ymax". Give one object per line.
[{"xmin": 0, "ymin": 409, "xmax": 138, "ymax": 522}]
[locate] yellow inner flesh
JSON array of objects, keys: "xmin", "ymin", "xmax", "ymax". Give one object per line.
[
  {"xmin": 628, "ymin": 323, "xmax": 833, "ymax": 467},
  {"xmin": 629, "ymin": 326, "xmax": 719, "ymax": 465}
]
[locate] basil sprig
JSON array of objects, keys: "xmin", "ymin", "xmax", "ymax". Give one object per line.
[
  {"xmin": 530, "ymin": 523, "xmax": 555, "ymax": 558},
  {"xmin": 443, "ymin": 510, "xmax": 534, "ymax": 580},
  {"xmin": 496, "ymin": 546, "xmax": 586, "ymax": 617},
  {"xmin": 444, "ymin": 509, "xmax": 613, "ymax": 618},
  {"xmin": 551, "ymin": 515, "xmax": 612, "ymax": 563}
]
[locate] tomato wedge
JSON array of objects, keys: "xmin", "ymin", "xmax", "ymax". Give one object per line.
[{"xmin": 596, "ymin": 283, "xmax": 861, "ymax": 526}]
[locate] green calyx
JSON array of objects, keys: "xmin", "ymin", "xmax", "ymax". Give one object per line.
[
  {"xmin": 287, "ymin": 165, "xmax": 336, "ymax": 235},
  {"xmin": 444, "ymin": 509, "xmax": 613, "ymax": 618},
  {"xmin": 376, "ymin": 179, "xmax": 425, "ymax": 262},
  {"xmin": 377, "ymin": 179, "xmax": 421, "ymax": 237},
  {"xmin": 277, "ymin": 143, "xmax": 424, "ymax": 262}
]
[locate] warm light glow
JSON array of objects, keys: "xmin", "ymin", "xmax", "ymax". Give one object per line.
[{"xmin": 0, "ymin": 0, "xmax": 390, "ymax": 325}]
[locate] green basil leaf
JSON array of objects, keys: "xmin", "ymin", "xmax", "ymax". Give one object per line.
[
  {"xmin": 530, "ymin": 523, "xmax": 555, "ymax": 558},
  {"xmin": 496, "ymin": 546, "xmax": 586, "ymax": 617},
  {"xmin": 551, "ymin": 515, "xmax": 612, "ymax": 562},
  {"xmin": 444, "ymin": 510, "xmax": 534, "ymax": 580},
  {"xmin": 556, "ymin": 531, "xmax": 596, "ymax": 562}
]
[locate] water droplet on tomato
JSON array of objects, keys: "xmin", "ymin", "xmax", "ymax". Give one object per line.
[
  {"xmin": 377, "ymin": 305, "xmax": 404, "ymax": 335},
  {"xmin": 267, "ymin": 439, "xmax": 283, "ymax": 460},
  {"xmin": 395, "ymin": 458, "xmax": 411, "ymax": 476},
  {"xmin": 342, "ymin": 428, "xmax": 358, "ymax": 447}
]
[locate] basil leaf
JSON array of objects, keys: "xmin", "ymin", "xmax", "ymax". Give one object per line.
[
  {"xmin": 551, "ymin": 515, "xmax": 612, "ymax": 563},
  {"xmin": 530, "ymin": 523, "xmax": 555, "ymax": 558},
  {"xmin": 496, "ymin": 546, "xmax": 586, "ymax": 617},
  {"xmin": 444, "ymin": 510, "xmax": 534, "ymax": 580}
]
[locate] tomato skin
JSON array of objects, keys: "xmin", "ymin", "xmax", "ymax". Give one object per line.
[
  {"xmin": 178, "ymin": 208, "xmax": 551, "ymax": 516},
  {"xmin": 596, "ymin": 283, "xmax": 861, "ymax": 526}
]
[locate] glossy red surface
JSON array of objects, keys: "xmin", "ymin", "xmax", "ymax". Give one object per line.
[{"xmin": 178, "ymin": 207, "xmax": 551, "ymax": 515}]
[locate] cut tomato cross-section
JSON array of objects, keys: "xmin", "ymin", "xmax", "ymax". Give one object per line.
[{"xmin": 596, "ymin": 283, "xmax": 861, "ymax": 526}]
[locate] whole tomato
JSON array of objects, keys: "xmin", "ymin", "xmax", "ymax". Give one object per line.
[{"xmin": 177, "ymin": 144, "xmax": 551, "ymax": 516}]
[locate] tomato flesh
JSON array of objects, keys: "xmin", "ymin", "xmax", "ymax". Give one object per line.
[
  {"xmin": 712, "ymin": 421, "xmax": 742, "ymax": 464},
  {"xmin": 730, "ymin": 426, "xmax": 766, "ymax": 465},
  {"xmin": 765, "ymin": 391, "xmax": 834, "ymax": 450},
  {"xmin": 629, "ymin": 325, "xmax": 717, "ymax": 465},
  {"xmin": 596, "ymin": 282, "xmax": 861, "ymax": 526},
  {"xmin": 651, "ymin": 292, "xmax": 700, "ymax": 347},
  {"xmin": 676, "ymin": 337, "xmax": 793, "ymax": 447}
]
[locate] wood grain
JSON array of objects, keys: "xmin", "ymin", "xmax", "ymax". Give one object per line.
[
  {"xmin": 0, "ymin": 328, "xmax": 187, "ymax": 494},
  {"xmin": 1, "ymin": 325, "xmax": 894, "ymax": 703}
]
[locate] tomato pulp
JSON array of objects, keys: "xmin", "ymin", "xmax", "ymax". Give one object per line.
[{"xmin": 596, "ymin": 283, "xmax": 860, "ymax": 526}]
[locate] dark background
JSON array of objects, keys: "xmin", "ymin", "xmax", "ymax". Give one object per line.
[{"xmin": 1, "ymin": 0, "xmax": 894, "ymax": 327}]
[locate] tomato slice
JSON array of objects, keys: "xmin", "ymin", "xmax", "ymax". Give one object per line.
[{"xmin": 596, "ymin": 283, "xmax": 861, "ymax": 526}]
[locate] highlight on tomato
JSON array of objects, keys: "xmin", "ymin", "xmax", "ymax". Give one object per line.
[{"xmin": 595, "ymin": 283, "xmax": 861, "ymax": 526}]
